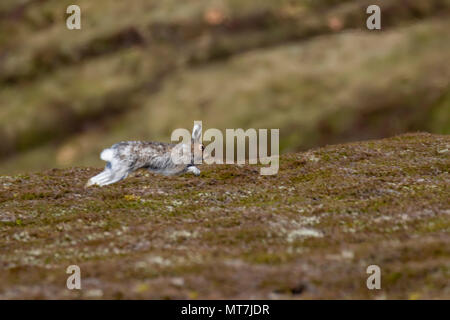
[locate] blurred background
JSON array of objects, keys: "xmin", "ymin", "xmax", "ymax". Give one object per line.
[{"xmin": 0, "ymin": 0, "xmax": 449, "ymax": 174}]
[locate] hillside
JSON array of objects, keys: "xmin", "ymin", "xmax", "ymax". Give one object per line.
[
  {"xmin": 0, "ymin": 133, "xmax": 448, "ymax": 299},
  {"xmin": 1, "ymin": 0, "xmax": 450, "ymax": 173}
]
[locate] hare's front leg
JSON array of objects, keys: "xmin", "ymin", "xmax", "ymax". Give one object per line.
[{"xmin": 186, "ymin": 166, "xmax": 201, "ymax": 176}]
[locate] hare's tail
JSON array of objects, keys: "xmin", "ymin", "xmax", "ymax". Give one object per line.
[{"xmin": 100, "ymin": 148, "xmax": 114, "ymax": 162}]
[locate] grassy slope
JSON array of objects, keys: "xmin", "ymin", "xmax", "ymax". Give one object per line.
[
  {"xmin": 0, "ymin": 133, "xmax": 448, "ymax": 299},
  {"xmin": 1, "ymin": 0, "xmax": 450, "ymax": 173}
]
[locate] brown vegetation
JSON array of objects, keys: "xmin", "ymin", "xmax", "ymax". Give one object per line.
[{"xmin": 0, "ymin": 133, "xmax": 448, "ymax": 299}]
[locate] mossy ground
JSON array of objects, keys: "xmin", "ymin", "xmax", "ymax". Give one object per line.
[{"xmin": 0, "ymin": 133, "xmax": 448, "ymax": 299}]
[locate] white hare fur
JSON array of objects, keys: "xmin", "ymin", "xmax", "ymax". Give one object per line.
[{"xmin": 86, "ymin": 124, "xmax": 203, "ymax": 187}]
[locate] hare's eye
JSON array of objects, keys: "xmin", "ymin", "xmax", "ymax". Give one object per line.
[{"xmin": 201, "ymin": 145, "xmax": 205, "ymax": 151}]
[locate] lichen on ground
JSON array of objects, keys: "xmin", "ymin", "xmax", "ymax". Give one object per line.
[{"xmin": 0, "ymin": 133, "xmax": 449, "ymax": 299}]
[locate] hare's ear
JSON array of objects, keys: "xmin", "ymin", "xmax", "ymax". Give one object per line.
[{"xmin": 192, "ymin": 122, "xmax": 202, "ymax": 141}]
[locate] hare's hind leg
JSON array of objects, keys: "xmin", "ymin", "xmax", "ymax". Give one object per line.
[
  {"xmin": 86, "ymin": 161, "xmax": 130, "ymax": 187},
  {"xmin": 86, "ymin": 163, "xmax": 114, "ymax": 187},
  {"xmin": 99, "ymin": 166, "xmax": 130, "ymax": 186}
]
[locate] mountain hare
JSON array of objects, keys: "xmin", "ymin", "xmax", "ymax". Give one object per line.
[{"xmin": 86, "ymin": 124, "xmax": 204, "ymax": 187}]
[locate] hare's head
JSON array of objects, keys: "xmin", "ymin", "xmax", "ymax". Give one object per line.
[{"xmin": 191, "ymin": 123, "xmax": 204, "ymax": 163}]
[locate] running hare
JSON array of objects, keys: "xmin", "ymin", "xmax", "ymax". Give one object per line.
[{"xmin": 86, "ymin": 124, "xmax": 203, "ymax": 187}]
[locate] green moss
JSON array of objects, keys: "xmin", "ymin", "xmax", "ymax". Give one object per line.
[{"xmin": 243, "ymin": 252, "xmax": 292, "ymax": 265}]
